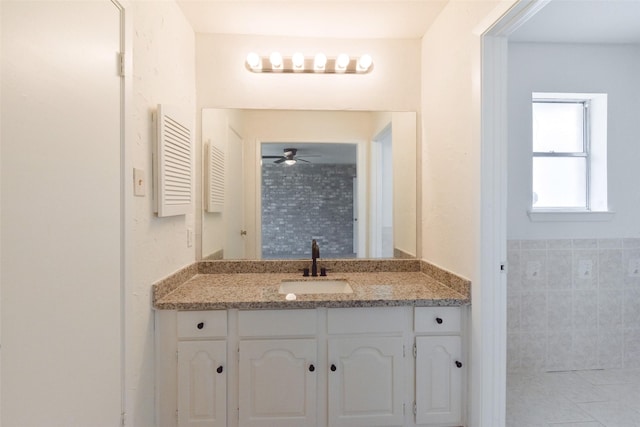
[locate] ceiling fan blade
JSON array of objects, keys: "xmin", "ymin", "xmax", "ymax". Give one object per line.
[
  {"xmin": 274, "ymin": 157, "xmax": 285, "ymax": 164},
  {"xmin": 297, "ymin": 158, "xmax": 311, "ymax": 163},
  {"xmin": 262, "ymin": 155, "xmax": 283, "ymax": 159}
]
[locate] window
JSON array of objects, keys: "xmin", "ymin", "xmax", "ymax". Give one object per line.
[{"xmin": 530, "ymin": 92, "xmax": 609, "ymax": 217}]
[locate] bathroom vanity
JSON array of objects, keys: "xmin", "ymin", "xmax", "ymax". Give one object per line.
[{"xmin": 153, "ymin": 260, "xmax": 470, "ymax": 427}]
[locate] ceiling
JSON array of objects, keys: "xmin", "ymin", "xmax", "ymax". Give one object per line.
[
  {"xmin": 176, "ymin": 0, "xmax": 448, "ymax": 39},
  {"xmin": 510, "ymin": 0, "xmax": 640, "ymax": 44}
]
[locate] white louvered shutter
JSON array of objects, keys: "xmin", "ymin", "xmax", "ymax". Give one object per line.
[
  {"xmin": 154, "ymin": 104, "xmax": 193, "ymax": 217},
  {"xmin": 206, "ymin": 140, "xmax": 225, "ymax": 212}
]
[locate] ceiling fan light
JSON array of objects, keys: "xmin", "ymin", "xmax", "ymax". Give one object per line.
[{"xmin": 284, "ymin": 159, "xmax": 297, "ymax": 165}]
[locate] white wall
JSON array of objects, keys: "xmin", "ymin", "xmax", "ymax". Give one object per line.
[
  {"xmin": 507, "ymin": 42, "xmax": 640, "ymax": 239},
  {"xmin": 128, "ymin": 2, "xmax": 196, "ymax": 426},
  {"xmin": 420, "ymin": 1, "xmax": 518, "ymax": 425},
  {"xmin": 391, "ymin": 112, "xmax": 417, "ymax": 256},
  {"xmin": 196, "ymin": 34, "xmax": 421, "ymax": 111}
]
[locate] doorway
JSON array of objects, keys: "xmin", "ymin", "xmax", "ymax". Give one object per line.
[{"xmin": 483, "ymin": 1, "xmax": 640, "ymax": 426}]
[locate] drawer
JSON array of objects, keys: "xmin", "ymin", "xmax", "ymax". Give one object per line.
[
  {"xmin": 328, "ymin": 307, "xmax": 406, "ymax": 334},
  {"xmin": 238, "ymin": 309, "xmax": 317, "ymax": 337},
  {"xmin": 414, "ymin": 307, "xmax": 461, "ymax": 334},
  {"xmin": 177, "ymin": 310, "xmax": 227, "ymax": 339}
]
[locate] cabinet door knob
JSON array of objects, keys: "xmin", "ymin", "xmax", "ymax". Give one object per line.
[
  {"xmin": 217, "ymin": 365, "xmax": 223, "ymax": 374},
  {"xmin": 197, "ymin": 322, "xmax": 204, "ymax": 330},
  {"xmin": 330, "ymin": 364, "xmax": 337, "ymax": 372},
  {"xmin": 435, "ymin": 317, "xmax": 443, "ymax": 324},
  {"xmin": 455, "ymin": 361, "xmax": 462, "ymax": 368},
  {"xmin": 309, "ymin": 364, "xmax": 315, "ymax": 372}
]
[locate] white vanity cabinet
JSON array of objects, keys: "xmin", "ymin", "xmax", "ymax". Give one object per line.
[
  {"xmin": 176, "ymin": 311, "xmax": 228, "ymax": 427},
  {"xmin": 414, "ymin": 307, "xmax": 464, "ymax": 426},
  {"xmin": 237, "ymin": 310, "xmax": 318, "ymax": 427},
  {"xmin": 156, "ymin": 305, "xmax": 466, "ymax": 427},
  {"xmin": 327, "ymin": 308, "xmax": 406, "ymax": 427}
]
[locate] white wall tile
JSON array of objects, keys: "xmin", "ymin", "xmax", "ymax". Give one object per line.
[
  {"xmin": 624, "ymin": 329, "xmax": 640, "ymax": 368},
  {"xmin": 547, "ymin": 332, "xmax": 573, "ymax": 371},
  {"xmin": 598, "ymin": 249, "xmax": 623, "ymax": 289},
  {"xmin": 508, "ymin": 238, "xmax": 640, "ymax": 372},
  {"xmin": 521, "ymin": 332, "xmax": 547, "ymax": 372},
  {"xmin": 623, "ymin": 289, "xmax": 640, "ymax": 328},
  {"xmin": 548, "ymin": 291, "xmax": 573, "ymax": 331},
  {"xmin": 598, "ymin": 290, "xmax": 623, "ymax": 329},
  {"xmin": 507, "ymin": 291, "xmax": 521, "ymax": 332},
  {"xmin": 521, "ymin": 291, "xmax": 547, "ymax": 331},
  {"xmin": 548, "ymin": 250, "xmax": 572, "ymax": 290},
  {"xmin": 598, "ymin": 329, "xmax": 623, "ymax": 369},
  {"xmin": 573, "ymin": 290, "xmax": 598, "ymax": 331},
  {"xmin": 573, "ymin": 250, "xmax": 599, "ymax": 290}
]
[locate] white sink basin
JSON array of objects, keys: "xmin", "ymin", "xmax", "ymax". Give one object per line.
[{"xmin": 279, "ymin": 279, "xmax": 353, "ymax": 295}]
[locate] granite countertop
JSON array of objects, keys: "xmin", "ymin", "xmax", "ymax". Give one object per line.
[{"xmin": 153, "ymin": 261, "xmax": 470, "ymax": 310}]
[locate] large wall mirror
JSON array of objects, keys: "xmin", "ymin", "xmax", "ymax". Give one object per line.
[{"xmin": 200, "ymin": 109, "xmax": 417, "ymax": 260}]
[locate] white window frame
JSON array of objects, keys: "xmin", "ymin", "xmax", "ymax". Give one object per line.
[{"xmin": 528, "ymin": 92, "xmax": 613, "ymax": 222}]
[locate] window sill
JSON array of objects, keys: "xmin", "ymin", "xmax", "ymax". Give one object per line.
[{"xmin": 527, "ymin": 210, "xmax": 615, "ymax": 222}]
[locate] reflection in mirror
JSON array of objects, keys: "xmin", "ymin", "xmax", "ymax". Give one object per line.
[
  {"xmin": 261, "ymin": 143, "xmax": 358, "ymax": 259},
  {"xmin": 199, "ymin": 109, "xmax": 416, "ymax": 260}
]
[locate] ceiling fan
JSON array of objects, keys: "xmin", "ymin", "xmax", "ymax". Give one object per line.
[{"xmin": 262, "ymin": 148, "xmax": 314, "ymax": 165}]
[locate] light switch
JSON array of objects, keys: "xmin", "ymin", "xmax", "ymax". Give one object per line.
[
  {"xmin": 187, "ymin": 228, "xmax": 194, "ymax": 248},
  {"xmin": 134, "ymin": 168, "xmax": 145, "ymax": 197}
]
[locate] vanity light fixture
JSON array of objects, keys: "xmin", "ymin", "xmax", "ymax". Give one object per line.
[
  {"xmin": 357, "ymin": 54, "xmax": 373, "ymax": 73},
  {"xmin": 292, "ymin": 52, "xmax": 305, "ymax": 71},
  {"xmin": 335, "ymin": 53, "xmax": 350, "ymax": 73},
  {"xmin": 314, "ymin": 53, "xmax": 327, "ymax": 72},
  {"xmin": 245, "ymin": 52, "xmax": 373, "ymax": 74},
  {"xmin": 246, "ymin": 52, "xmax": 262, "ymax": 71},
  {"xmin": 269, "ymin": 51, "xmax": 283, "ymax": 71}
]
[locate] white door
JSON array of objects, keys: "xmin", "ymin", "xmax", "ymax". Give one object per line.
[
  {"xmin": 415, "ymin": 336, "xmax": 463, "ymax": 425},
  {"xmin": 225, "ymin": 126, "xmax": 245, "ymax": 258},
  {"xmin": 328, "ymin": 337, "xmax": 404, "ymax": 427},
  {"xmin": 1, "ymin": 1, "xmax": 122, "ymax": 425},
  {"xmin": 178, "ymin": 341, "xmax": 227, "ymax": 427},
  {"xmin": 239, "ymin": 339, "xmax": 317, "ymax": 427}
]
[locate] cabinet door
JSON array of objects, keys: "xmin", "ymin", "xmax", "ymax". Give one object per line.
[
  {"xmin": 239, "ymin": 339, "xmax": 317, "ymax": 427},
  {"xmin": 328, "ymin": 337, "xmax": 404, "ymax": 427},
  {"xmin": 415, "ymin": 336, "xmax": 463, "ymax": 425},
  {"xmin": 178, "ymin": 341, "xmax": 227, "ymax": 427}
]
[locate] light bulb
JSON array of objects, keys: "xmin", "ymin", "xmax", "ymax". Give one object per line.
[
  {"xmin": 269, "ymin": 52, "xmax": 283, "ymax": 70},
  {"xmin": 357, "ymin": 54, "xmax": 373, "ymax": 72},
  {"xmin": 292, "ymin": 52, "xmax": 305, "ymax": 71},
  {"xmin": 336, "ymin": 54, "xmax": 350, "ymax": 72},
  {"xmin": 284, "ymin": 159, "xmax": 296, "ymax": 165},
  {"xmin": 314, "ymin": 53, "xmax": 327, "ymax": 71},
  {"xmin": 246, "ymin": 52, "xmax": 261, "ymax": 70}
]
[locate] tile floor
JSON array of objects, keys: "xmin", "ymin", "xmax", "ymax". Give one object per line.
[{"xmin": 507, "ymin": 369, "xmax": 640, "ymax": 426}]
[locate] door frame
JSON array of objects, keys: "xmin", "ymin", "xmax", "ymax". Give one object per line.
[
  {"xmin": 116, "ymin": 0, "xmax": 133, "ymax": 424},
  {"xmin": 478, "ymin": 0, "xmax": 549, "ymax": 425}
]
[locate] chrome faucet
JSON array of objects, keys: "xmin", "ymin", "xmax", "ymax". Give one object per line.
[{"xmin": 311, "ymin": 239, "xmax": 320, "ymax": 277}]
